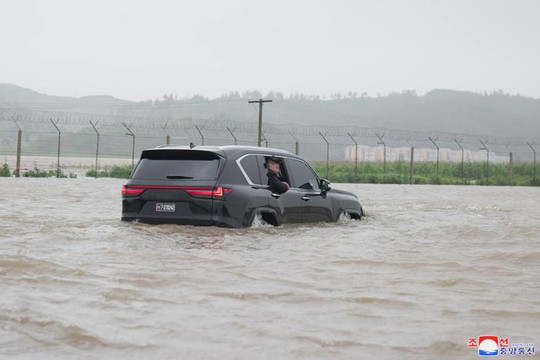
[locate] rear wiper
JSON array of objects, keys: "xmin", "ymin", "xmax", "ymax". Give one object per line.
[{"xmin": 166, "ymin": 175, "xmax": 194, "ymax": 179}]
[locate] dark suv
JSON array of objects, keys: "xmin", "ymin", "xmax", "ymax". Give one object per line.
[{"xmin": 122, "ymin": 145, "xmax": 364, "ymax": 228}]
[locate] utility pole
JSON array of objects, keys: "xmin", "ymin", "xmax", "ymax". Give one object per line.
[
  {"xmin": 261, "ymin": 130, "xmax": 268, "ymax": 147},
  {"xmin": 248, "ymin": 99, "xmax": 273, "ymax": 147}
]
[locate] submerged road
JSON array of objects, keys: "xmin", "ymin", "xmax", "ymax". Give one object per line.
[{"xmin": 1, "ymin": 178, "xmax": 539, "ymax": 359}]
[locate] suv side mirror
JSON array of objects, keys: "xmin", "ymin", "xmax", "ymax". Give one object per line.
[{"xmin": 320, "ymin": 179, "xmax": 331, "ymax": 192}]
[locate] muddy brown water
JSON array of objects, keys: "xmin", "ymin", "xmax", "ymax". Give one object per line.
[{"xmin": 1, "ymin": 178, "xmax": 539, "ymax": 359}]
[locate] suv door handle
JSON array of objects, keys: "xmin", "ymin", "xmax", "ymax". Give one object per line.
[
  {"xmin": 271, "ymin": 193, "xmax": 280, "ymax": 198},
  {"xmin": 301, "ymin": 196, "xmax": 311, "ymax": 201}
]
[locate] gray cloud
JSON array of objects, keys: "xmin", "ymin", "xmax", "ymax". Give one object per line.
[{"xmin": 1, "ymin": 0, "xmax": 539, "ymax": 100}]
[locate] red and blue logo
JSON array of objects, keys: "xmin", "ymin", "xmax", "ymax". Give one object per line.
[
  {"xmin": 478, "ymin": 335, "xmax": 500, "ymax": 356},
  {"xmin": 468, "ymin": 335, "xmax": 534, "ymax": 357}
]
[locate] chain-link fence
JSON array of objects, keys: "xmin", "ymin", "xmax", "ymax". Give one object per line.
[{"xmin": 1, "ymin": 108, "xmax": 538, "ymax": 184}]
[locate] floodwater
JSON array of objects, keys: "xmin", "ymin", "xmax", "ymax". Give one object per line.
[{"xmin": 1, "ymin": 178, "xmax": 539, "ymax": 360}]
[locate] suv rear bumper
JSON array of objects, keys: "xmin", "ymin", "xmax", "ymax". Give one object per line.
[
  {"xmin": 121, "ymin": 215, "xmax": 213, "ymax": 226},
  {"xmin": 121, "ymin": 213, "xmax": 244, "ymax": 228}
]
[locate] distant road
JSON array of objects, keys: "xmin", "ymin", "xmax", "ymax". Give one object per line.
[{"xmin": 0, "ymin": 155, "xmax": 132, "ymax": 172}]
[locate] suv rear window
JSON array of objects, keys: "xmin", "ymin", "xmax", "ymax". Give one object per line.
[
  {"xmin": 238, "ymin": 155, "xmax": 262, "ymax": 184},
  {"xmin": 131, "ymin": 150, "xmax": 220, "ymax": 180}
]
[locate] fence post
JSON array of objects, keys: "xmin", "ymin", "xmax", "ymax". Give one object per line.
[
  {"xmin": 289, "ymin": 132, "xmax": 299, "ymax": 155},
  {"xmin": 123, "ymin": 123, "xmax": 135, "ymax": 170},
  {"xmin": 50, "ymin": 118, "xmax": 61, "ymax": 178},
  {"xmin": 319, "ymin": 132, "xmax": 330, "ymax": 179},
  {"xmin": 479, "ymin": 139, "xmax": 490, "ymax": 185},
  {"xmin": 195, "ymin": 125, "xmax": 205, "ymax": 146},
  {"xmin": 376, "ymin": 133, "xmax": 386, "ymax": 183},
  {"xmin": 90, "ymin": 121, "xmax": 100, "ymax": 178},
  {"xmin": 409, "ymin": 146, "xmax": 414, "ymax": 184},
  {"xmin": 454, "ymin": 139, "xmax": 464, "ymax": 182},
  {"xmin": 347, "ymin": 132, "xmax": 358, "ymax": 180},
  {"xmin": 12, "ymin": 117, "xmax": 22, "ymax": 177},
  {"xmin": 261, "ymin": 130, "xmax": 268, "ymax": 147},
  {"xmin": 527, "ymin": 142, "xmax": 537, "ymax": 182},
  {"xmin": 227, "ymin": 127, "xmax": 238, "ymax": 145},
  {"xmin": 15, "ymin": 129, "xmax": 22, "ymax": 177},
  {"xmin": 504, "ymin": 144, "xmax": 513, "ymax": 185},
  {"xmin": 509, "ymin": 151, "xmax": 514, "ymax": 185},
  {"xmin": 429, "ymin": 136, "xmax": 440, "ymax": 176},
  {"xmin": 161, "ymin": 123, "xmax": 170, "ymax": 145}
]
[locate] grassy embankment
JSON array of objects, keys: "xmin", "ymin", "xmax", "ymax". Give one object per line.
[
  {"xmin": 0, "ymin": 164, "xmax": 77, "ymax": 178},
  {"xmin": 311, "ymin": 161, "xmax": 539, "ymax": 186},
  {"xmin": 88, "ymin": 161, "xmax": 539, "ymax": 186},
  {"xmin": 86, "ymin": 166, "xmax": 132, "ymax": 179},
  {"xmin": 2, "ymin": 162, "xmax": 539, "ymax": 186}
]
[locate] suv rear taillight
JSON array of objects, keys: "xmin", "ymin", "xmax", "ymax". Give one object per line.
[
  {"xmin": 122, "ymin": 185, "xmax": 231, "ymax": 198},
  {"xmin": 122, "ymin": 185, "xmax": 145, "ymax": 196},
  {"xmin": 185, "ymin": 186, "xmax": 231, "ymax": 199}
]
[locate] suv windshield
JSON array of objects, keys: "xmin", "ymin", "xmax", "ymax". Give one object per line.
[{"xmin": 131, "ymin": 150, "xmax": 220, "ymax": 180}]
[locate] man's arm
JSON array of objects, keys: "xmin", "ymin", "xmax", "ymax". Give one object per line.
[{"xmin": 268, "ymin": 173, "xmax": 289, "ymax": 194}]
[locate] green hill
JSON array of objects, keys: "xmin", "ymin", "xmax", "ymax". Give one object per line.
[
  {"xmin": 0, "ymin": 83, "xmax": 130, "ymax": 114},
  {"xmin": 1, "ymin": 84, "xmax": 539, "ymax": 138}
]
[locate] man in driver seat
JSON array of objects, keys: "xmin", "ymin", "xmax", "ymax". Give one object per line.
[{"xmin": 266, "ymin": 157, "xmax": 289, "ymax": 194}]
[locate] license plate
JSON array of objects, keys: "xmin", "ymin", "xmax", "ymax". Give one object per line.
[{"xmin": 155, "ymin": 203, "xmax": 176, "ymax": 212}]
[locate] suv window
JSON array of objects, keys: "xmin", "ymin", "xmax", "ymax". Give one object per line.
[
  {"xmin": 257, "ymin": 156, "xmax": 269, "ymax": 185},
  {"xmin": 258, "ymin": 155, "xmax": 291, "ymax": 187},
  {"xmin": 238, "ymin": 155, "xmax": 261, "ymax": 184},
  {"xmin": 131, "ymin": 150, "xmax": 220, "ymax": 180},
  {"xmin": 286, "ymin": 159, "xmax": 320, "ymax": 191}
]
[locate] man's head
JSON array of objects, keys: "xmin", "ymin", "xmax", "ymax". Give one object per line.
[{"xmin": 267, "ymin": 157, "xmax": 281, "ymax": 174}]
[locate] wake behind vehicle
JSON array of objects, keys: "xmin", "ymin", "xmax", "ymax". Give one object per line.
[{"xmin": 121, "ymin": 145, "xmax": 364, "ymax": 228}]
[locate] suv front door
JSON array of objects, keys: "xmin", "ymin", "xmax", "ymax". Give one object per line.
[
  {"xmin": 256, "ymin": 155, "xmax": 302, "ymax": 224},
  {"xmin": 285, "ymin": 158, "xmax": 333, "ymax": 223}
]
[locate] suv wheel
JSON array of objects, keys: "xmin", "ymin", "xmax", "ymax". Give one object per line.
[{"xmin": 250, "ymin": 211, "xmax": 277, "ymax": 227}]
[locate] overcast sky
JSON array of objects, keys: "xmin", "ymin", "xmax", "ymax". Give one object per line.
[{"xmin": 1, "ymin": 0, "xmax": 539, "ymax": 101}]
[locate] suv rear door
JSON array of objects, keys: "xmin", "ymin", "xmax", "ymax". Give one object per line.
[{"xmin": 122, "ymin": 149, "xmax": 223, "ymax": 224}]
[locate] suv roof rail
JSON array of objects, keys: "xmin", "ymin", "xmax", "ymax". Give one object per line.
[{"xmin": 155, "ymin": 144, "xmax": 182, "ymax": 148}]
